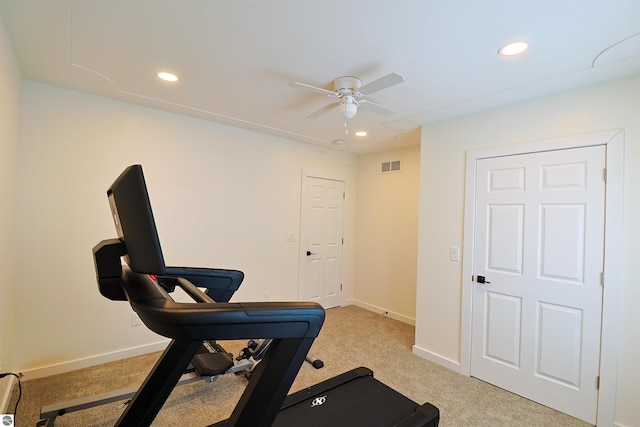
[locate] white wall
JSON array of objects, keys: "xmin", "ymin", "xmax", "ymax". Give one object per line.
[
  {"xmin": 0, "ymin": 12, "xmax": 21, "ymax": 405},
  {"xmin": 13, "ymin": 80, "xmax": 358, "ymax": 377},
  {"xmin": 415, "ymin": 75, "xmax": 640, "ymax": 426},
  {"xmin": 353, "ymin": 144, "xmax": 420, "ymax": 324}
]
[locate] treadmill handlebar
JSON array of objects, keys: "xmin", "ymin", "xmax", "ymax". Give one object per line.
[
  {"xmin": 158, "ymin": 267, "xmax": 244, "ymax": 302},
  {"xmin": 93, "ymin": 239, "xmax": 325, "ymax": 342},
  {"xmin": 93, "ymin": 239, "xmax": 245, "ymax": 304},
  {"xmin": 122, "ymin": 267, "xmax": 325, "ymax": 341}
]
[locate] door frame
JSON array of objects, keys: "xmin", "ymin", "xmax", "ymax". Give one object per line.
[
  {"xmin": 298, "ymin": 169, "xmax": 346, "ymax": 306},
  {"xmin": 460, "ymin": 129, "xmax": 624, "ymax": 426}
]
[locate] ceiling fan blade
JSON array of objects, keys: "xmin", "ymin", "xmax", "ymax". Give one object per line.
[
  {"xmin": 358, "ymin": 72, "xmax": 405, "ymax": 95},
  {"xmin": 307, "ymin": 102, "xmax": 339, "ymax": 119},
  {"xmin": 291, "ymin": 81, "xmax": 337, "ymax": 97},
  {"xmin": 358, "ymin": 99, "xmax": 396, "ymax": 117}
]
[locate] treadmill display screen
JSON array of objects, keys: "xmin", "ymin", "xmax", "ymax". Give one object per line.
[{"xmin": 107, "ymin": 164, "xmax": 166, "ymax": 275}]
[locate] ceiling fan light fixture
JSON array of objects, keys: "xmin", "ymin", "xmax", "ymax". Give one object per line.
[
  {"xmin": 338, "ymin": 98, "xmax": 358, "ymax": 118},
  {"xmin": 499, "ymin": 41, "xmax": 529, "ymax": 57}
]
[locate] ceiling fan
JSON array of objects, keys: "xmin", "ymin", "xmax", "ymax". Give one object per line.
[{"xmin": 292, "ymin": 72, "xmax": 405, "ymax": 119}]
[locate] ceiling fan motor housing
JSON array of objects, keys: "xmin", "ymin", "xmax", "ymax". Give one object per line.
[{"xmin": 333, "ymin": 76, "xmax": 362, "ymax": 95}]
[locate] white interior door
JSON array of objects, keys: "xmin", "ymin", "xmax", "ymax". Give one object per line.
[
  {"xmin": 470, "ymin": 146, "xmax": 605, "ymax": 424},
  {"xmin": 299, "ymin": 175, "xmax": 344, "ymax": 309}
]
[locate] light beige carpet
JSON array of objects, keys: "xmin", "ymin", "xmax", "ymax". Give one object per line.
[{"xmin": 8, "ymin": 305, "xmax": 591, "ymax": 426}]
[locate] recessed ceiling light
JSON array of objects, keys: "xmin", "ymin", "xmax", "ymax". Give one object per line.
[
  {"xmin": 499, "ymin": 41, "xmax": 529, "ymax": 57},
  {"xmin": 355, "ymin": 131, "xmax": 367, "ymax": 137},
  {"xmin": 157, "ymin": 72, "xmax": 179, "ymax": 82}
]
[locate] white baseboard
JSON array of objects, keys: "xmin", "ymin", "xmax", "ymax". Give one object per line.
[
  {"xmin": 20, "ymin": 340, "xmax": 169, "ymax": 381},
  {"xmin": 0, "ymin": 375, "xmax": 15, "ymax": 413},
  {"xmin": 412, "ymin": 344, "xmax": 461, "ymax": 373},
  {"xmin": 345, "ymin": 299, "xmax": 416, "ymax": 326}
]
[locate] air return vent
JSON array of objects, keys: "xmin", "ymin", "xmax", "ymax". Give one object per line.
[{"xmin": 381, "ymin": 160, "xmax": 402, "ymax": 173}]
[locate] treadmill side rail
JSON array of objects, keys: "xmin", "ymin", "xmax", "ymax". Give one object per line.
[{"xmin": 394, "ymin": 402, "xmax": 440, "ymax": 427}]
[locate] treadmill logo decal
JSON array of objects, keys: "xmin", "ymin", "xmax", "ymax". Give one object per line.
[{"xmin": 311, "ymin": 395, "xmax": 326, "ymax": 407}]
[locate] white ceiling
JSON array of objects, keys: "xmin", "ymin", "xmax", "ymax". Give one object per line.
[{"xmin": 2, "ymin": 0, "xmax": 639, "ymax": 154}]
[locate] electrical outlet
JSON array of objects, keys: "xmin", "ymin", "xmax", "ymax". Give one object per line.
[
  {"xmin": 264, "ymin": 291, "xmax": 270, "ymax": 301},
  {"xmin": 131, "ymin": 313, "xmax": 142, "ymax": 326}
]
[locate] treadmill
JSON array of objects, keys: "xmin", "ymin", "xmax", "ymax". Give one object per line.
[{"xmin": 93, "ymin": 164, "xmax": 439, "ymax": 426}]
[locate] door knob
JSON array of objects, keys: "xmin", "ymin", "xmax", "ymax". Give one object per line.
[
  {"xmin": 306, "ymin": 251, "xmax": 316, "ymax": 256},
  {"xmin": 476, "ymin": 275, "xmax": 491, "ymax": 284}
]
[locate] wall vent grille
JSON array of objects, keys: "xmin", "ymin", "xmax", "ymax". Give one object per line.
[{"xmin": 381, "ymin": 160, "xmax": 402, "ymax": 173}]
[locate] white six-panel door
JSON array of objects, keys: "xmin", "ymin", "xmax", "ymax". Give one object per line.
[
  {"xmin": 470, "ymin": 146, "xmax": 605, "ymax": 424},
  {"xmin": 299, "ymin": 175, "xmax": 344, "ymax": 308}
]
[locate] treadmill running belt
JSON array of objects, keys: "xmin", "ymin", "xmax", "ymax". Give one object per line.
[{"xmin": 272, "ymin": 367, "xmax": 438, "ymax": 426}]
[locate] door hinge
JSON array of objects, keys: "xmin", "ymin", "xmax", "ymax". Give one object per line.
[
  {"xmin": 603, "ymin": 168, "xmax": 607, "ymax": 182},
  {"xmin": 600, "ymin": 272, "xmax": 605, "ymax": 286},
  {"xmin": 342, "ymin": 238, "xmax": 344, "ymax": 245},
  {"xmin": 596, "ymin": 376, "xmax": 600, "ymax": 389},
  {"xmin": 340, "ymin": 283, "xmax": 343, "ymax": 291},
  {"xmin": 343, "ymin": 191, "xmax": 345, "ymax": 199}
]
